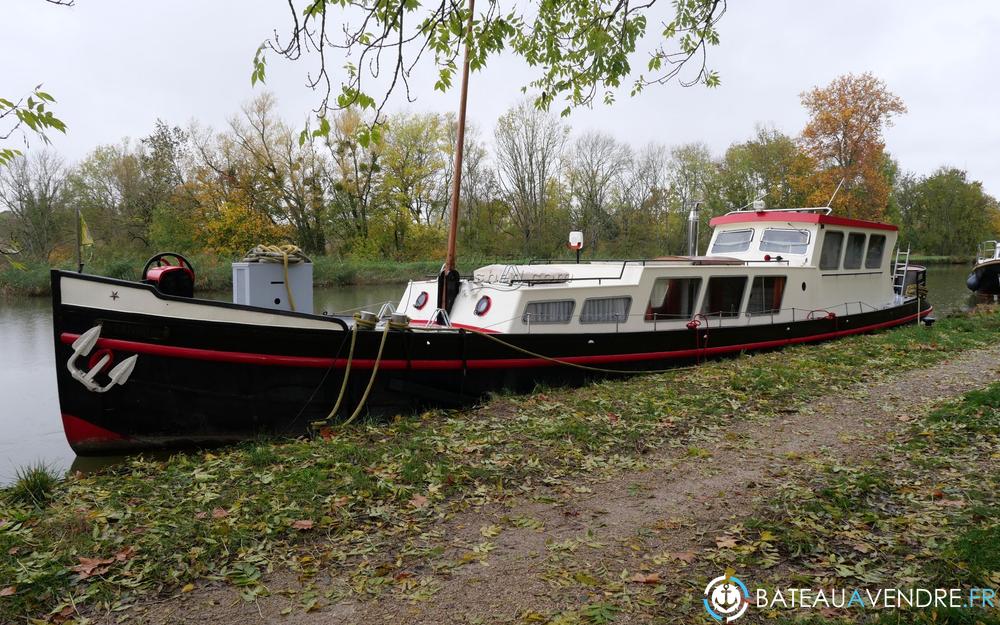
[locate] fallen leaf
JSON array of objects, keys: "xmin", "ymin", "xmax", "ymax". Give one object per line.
[
  {"xmin": 51, "ymin": 605, "xmax": 75, "ymax": 624},
  {"xmin": 318, "ymin": 427, "xmax": 334, "ymax": 441},
  {"xmin": 409, "ymin": 494, "xmax": 429, "ymax": 509},
  {"xmin": 939, "ymin": 499, "xmax": 965, "ymax": 508},
  {"xmin": 672, "ymin": 551, "xmax": 697, "ymax": 564},
  {"xmin": 480, "ymin": 524, "xmax": 502, "ymax": 538},
  {"xmin": 0, "ymin": 586, "xmax": 15, "ymax": 596},
  {"xmin": 329, "ymin": 496, "xmax": 349, "ymax": 508},
  {"xmin": 212, "ymin": 507, "xmax": 229, "ymax": 519},
  {"xmin": 631, "ymin": 572, "xmax": 661, "ymax": 584},
  {"xmin": 71, "ymin": 556, "xmax": 115, "ymax": 579},
  {"xmin": 716, "ymin": 536, "xmax": 738, "ymax": 549},
  {"xmin": 291, "ymin": 519, "xmax": 314, "ymax": 530},
  {"xmin": 194, "ymin": 511, "xmax": 208, "ymax": 520},
  {"xmin": 181, "ymin": 583, "xmax": 195, "ymax": 593},
  {"xmin": 115, "ymin": 545, "xmax": 136, "ymax": 561}
]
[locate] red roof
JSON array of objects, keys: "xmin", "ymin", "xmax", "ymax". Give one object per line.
[{"xmin": 709, "ymin": 211, "xmax": 898, "ymax": 232}]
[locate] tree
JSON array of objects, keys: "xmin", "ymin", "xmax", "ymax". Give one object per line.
[
  {"xmin": 567, "ymin": 132, "xmax": 630, "ymax": 254},
  {"xmin": 0, "ymin": 151, "xmax": 69, "ymax": 261},
  {"xmin": 718, "ymin": 125, "xmax": 813, "ymax": 210},
  {"xmin": 609, "ymin": 143, "xmax": 670, "ymax": 257},
  {"xmin": 1, "ymin": 1, "xmax": 72, "ymax": 167},
  {"xmin": 253, "ymin": 0, "xmax": 726, "ymax": 132},
  {"xmin": 494, "ymin": 100, "xmax": 569, "ymax": 256},
  {"xmin": 799, "ymin": 73, "xmax": 906, "ymax": 220},
  {"xmin": 896, "ymin": 168, "xmax": 999, "ymax": 256},
  {"xmin": 325, "ymin": 108, "xmax": 384, "ymax": 257}
]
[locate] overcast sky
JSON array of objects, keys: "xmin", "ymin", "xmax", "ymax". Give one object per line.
[{"xmin": 5, "ymin": 0, "xmax": 1000, "ymax": 197}]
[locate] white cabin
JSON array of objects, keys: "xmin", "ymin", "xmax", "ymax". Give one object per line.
[{"xmin": 395, "ymin": 209, "xmax": 901, "ymax": 334}]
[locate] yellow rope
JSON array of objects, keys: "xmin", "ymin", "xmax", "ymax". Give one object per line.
[
  {"xmin": 314, "ymin": 313, "xmax": 407, "ymax": 430},
  {"xmin": 315, "ymin": 322, "xmax": 359, "ymax": 426},
  {"xmin": 340, "ymin": 319, "xmax": 393, "ymax": 427}
]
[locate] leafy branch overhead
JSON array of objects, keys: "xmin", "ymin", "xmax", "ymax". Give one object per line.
[
  {"xmin": 253, "ymin": 0, "xmax": 726, "ymax": 131},
  {"xmin": 0, "ymin": 87, "xmax": 67, "ymax": 167}
]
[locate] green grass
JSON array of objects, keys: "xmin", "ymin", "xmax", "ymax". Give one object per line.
[
  {"xmin": 5, "ymin": 464, "xmax": 58, "ymax": 508},
  {"xmin": 0, "ymin": 309, "xmax": 998, "ymax": 621},
  {"xmin": 720, "ymin": 370, "xmax": 1000, "ymax": 624}
]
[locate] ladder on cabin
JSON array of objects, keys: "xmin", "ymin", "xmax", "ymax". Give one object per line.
[{"xmin": 892, "ymin": 244, "xmax": 910, "ymax": 302}]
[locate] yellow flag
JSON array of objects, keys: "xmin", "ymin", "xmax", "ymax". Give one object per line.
[{"xmin": 80, "ymin": 212, "xmax": 94, "ymax": 247}]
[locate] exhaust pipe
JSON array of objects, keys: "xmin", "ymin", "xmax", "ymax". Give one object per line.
[{"xmin": 687, "ymin": 200, "xmax": 702, "ymax": 257}]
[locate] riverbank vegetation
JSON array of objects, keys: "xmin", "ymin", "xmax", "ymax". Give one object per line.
[
  {"xmin": 2, "ymin": 307, "xmax": 998, "ymax": 622},
  {"xmin": 0, "ymin": 255, "xmax": 505, "ymax": 297},
  {"xmin": 1, "ymin": 74, "xmax": 998, "ymax": 293}
]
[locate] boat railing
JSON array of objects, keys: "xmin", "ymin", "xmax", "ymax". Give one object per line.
[
  {"xmin": 722, "ymin": 206, "xmax": 833, "ymax": 216},
  {"xmin": 977, "ymin": 240, "xmax": 999, "ymax": 263}
]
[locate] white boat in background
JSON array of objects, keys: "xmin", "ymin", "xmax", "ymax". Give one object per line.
[{"xmin": 967, "ymin": 240, "xmax": 1000, "ymax": 294}]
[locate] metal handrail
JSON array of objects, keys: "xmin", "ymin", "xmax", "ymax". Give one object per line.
[{"xmin": 723, "ymin": 206, "xmax": 833, "ymax": 216}]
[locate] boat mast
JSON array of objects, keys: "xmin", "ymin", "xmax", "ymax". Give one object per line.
[{"xmin": 438, "ymin": 0, "xmax": 475, "ymax": 314}]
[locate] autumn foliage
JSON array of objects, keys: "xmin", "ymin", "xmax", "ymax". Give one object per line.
[{"xmin": 798, "ymin": 73, "xmax": 907, "ymax": 220}]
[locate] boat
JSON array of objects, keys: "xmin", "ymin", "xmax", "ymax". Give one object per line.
[
  {"xmin": 51, "ymin": 207, "xmax": 932, "ymax": 455},
  {"xmin": 967, "ymin": 240, "xmax": 1000, "ymax": 294}
]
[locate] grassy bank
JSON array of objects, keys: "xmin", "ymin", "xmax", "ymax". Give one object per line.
[
  {"xmin": 0, "ymin": 255, "xmax": 522, "ymax": 297},
  {"xmin": 711, "ymin": 380, "xmax": 1000, "ymax": 624},
  {"xmin": 1, "ymin": 308, "xmax": 999, "ymax": 622}
]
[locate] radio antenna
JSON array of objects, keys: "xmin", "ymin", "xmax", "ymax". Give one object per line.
[{"xmin": 825, "ymin": 179, "xmax": 846, "ymax": 208}]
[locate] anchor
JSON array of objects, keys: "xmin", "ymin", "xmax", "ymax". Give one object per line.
[
  {"xmin": 715, "ymin": 583, "xmax": 740, "ymax": 611},
  {"xmin": 67, "ymin": 326, "xmax": 138, "ymax": 393}
]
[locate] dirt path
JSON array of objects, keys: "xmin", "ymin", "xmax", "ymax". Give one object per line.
[{"xmin": 115, "ymin": 344, "xmax": 1000, "ymax": 625}]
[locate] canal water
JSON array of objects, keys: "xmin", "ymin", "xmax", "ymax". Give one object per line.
[{"xmin": 0, "ymin": 265, "xmax": 989, "ymax": 485}]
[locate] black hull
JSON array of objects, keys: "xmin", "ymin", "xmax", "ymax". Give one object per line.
[
  {"xmin": 968, "ymin": 260, "xmax": 1000, "ymax": 295},
  {"xmin": 52, "ymin": 271, "xmax": 932, "ymax": 455}
]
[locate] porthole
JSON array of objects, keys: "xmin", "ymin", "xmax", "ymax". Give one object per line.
[
  {"xmin": 474, "ymin": 295, "xmax": 492, "ymax": 316},
  {"xmin": 801, "ymin": 281, "xmax": 807, "ymax": 291},
  {"xmin": 414, "ymin": 291, "xmax": 429, "ymax": 310}
]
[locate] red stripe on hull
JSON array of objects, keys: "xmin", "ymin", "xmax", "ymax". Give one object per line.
[
  {"xmin": 59, "ymin": 307, "xmax": 929, "ymax": 372},
  {"xmin": 62, "ymin": 413, "xmax": 126, "ymax": 446}
]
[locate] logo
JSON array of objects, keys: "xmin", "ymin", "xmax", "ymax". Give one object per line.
[{"xmin": 704, "ymin": 574, "xmax": 750, "ymax": 622}]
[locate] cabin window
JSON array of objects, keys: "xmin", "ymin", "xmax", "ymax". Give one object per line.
[
  {"xmin": 580, "ymin": 296, "xmax": 632, "ymax": 324},
  {"xmin": 819, "ymin": 231, "xmax": 844, "ymax": 269},
  {"xmin": 843, "ymin": 233, "xmax": 867, "ymax": 269},
  {"xmin": 747, "ymin": 276, "xmax": 787, "ymax": 315},
  {"xmin": 522, "ymin": 300, "xmax": 574, "ymax": 324},
  {"xmin": 702, "ymin": 276, "xmax": 748, "ymax": 318},
  {"xmin": 645, "ymin": 277, "xmax": 701, "ymax": 321},
  {"xmin": 865, "ymin": 234, "xmax": 886, "ymax": 269},
  {"xmin": 710, "ymin": 229, "xmax": 754, "ymax": 254},
  {"xmin": 760, "ymin": 228, "xmax": 810, "ymax": 254}
]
